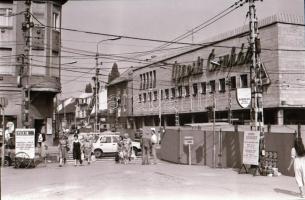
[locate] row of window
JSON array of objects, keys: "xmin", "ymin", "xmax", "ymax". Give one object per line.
[
  {"xmin": 139, "ymin": 70, "xmax": 157, "ymax": 90},
  {"xmin": 0, "ymin": 8, "xmax": 13, "ymax": 27},
  {"xmin": 138, "ymin": 74, "xmax": 248, "ymax": 103}
]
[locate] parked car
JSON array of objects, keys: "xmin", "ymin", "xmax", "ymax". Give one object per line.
[{"xmin": 92, "ymin": 134, "xmax": 141, "ymax": 158}]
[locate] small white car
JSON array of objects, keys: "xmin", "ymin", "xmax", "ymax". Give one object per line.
[{"xmin": 92, "ymin": 134, "xmax": 141, "ymax": 158}]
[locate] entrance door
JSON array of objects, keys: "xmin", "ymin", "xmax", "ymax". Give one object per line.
[{"xmin": 34, "ymin": 119, "xmax": 44, "ymax": 146}]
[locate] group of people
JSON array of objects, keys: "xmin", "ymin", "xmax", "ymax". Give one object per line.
[
  {"xmin": 116, "ymin": 133, "xmax": 133, "ymax": 164},
  {"xmin": 58, "ymin": 131, "xmax": 94, "ymax": 167},
  {"xmin": 141, "ymin": 128, "xmax": 158, "ymax": 165}
]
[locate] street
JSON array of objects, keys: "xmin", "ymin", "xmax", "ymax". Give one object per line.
[{"xmin": 1, "ymin": 158, "xmax": 300, "ymax": 200}]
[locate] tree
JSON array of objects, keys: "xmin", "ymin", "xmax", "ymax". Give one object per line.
[
  {"xmin": 85, "ymin": 83, "xmax": 92, "ymax": 93},
  {"xmin": 108, "ymin": 62, "xmax": 120, "ymax": 83}
]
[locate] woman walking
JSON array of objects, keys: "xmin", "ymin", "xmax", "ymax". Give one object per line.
[
  {"xmin": 58, "ymin": 134, "xmax": 69, "ymax": 167},
  {"xmin": 72, "ymin": 134, "xmax": 82, "ymax": 166},
  {"xmin": 83, "ymin": 137, "xmax": 93, "ymax": 165},
  {"xmin": 288, "ymin": 137, "xmax": 305, "ymax": 198}
]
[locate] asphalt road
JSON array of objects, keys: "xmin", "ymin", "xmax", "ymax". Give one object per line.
[{"xmin": 1, "ymin": 158, "xmax": 301, "ymax": 200}]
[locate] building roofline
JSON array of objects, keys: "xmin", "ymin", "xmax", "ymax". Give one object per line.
[{"xmin": 133, "ymin": 13, "xmax": 305, "ymax": 72}]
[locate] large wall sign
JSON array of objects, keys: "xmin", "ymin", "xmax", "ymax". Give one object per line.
[
  {"xmin": 15, "ymin": 129, "xmax": 35, "ymax": 159},
  {"xmin": 236, "ymin": 88, "xmax": 251, "ymax": 108},
  {"xmin": 242, "ymin": 131, "xmax": 260, "ymax": 165}
]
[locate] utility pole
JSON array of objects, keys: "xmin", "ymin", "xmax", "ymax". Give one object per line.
[
  {"xmin": 21, "ymin": 0, "xmax": 33, "ymax": 128},
  {"xmin": 227, "ymin": 77, "xmax": 232, "ymax": 124},
  {"xmin": 94, "ymin": 53, "xmax": 100, "ymax": 133},
  {"xmin": 248, "ymin": 0, "xmax": 265, "ymax": 171}
]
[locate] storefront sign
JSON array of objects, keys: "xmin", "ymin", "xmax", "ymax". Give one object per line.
[
  {"xmin": 236, "ymin": 88, "xmax": 251, "ymax": 108},
  {"xmin": 242, "ymin": 131, "xmax": 260, "ymax": 165},
  {"xmin": 207, "ymin": 44, "xmax": 252, "ymax": 72},
  {"xmin": 15, "ymin": 129, "xmax": 35, "ymax": 159}
]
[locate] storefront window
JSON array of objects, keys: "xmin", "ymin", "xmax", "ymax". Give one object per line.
[
  {"xmin": 240, "ymin": 74, "xmax": 248, "ymax": 88},
  {"xmin": 192, "ymin": 83, "xmax": 198, "ymax": 96}
]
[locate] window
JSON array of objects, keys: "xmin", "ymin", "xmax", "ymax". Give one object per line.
[
  {"xmin": 0, "ymin": 8, "xmax": 13, "ymax": 27},
  {"xmin": 138, "ymin": 94, "xmax": 142, "ymax": 103},
  {"xmin": 219, "ymin": 78, "xmax": 226, "ymax": 93},
  {"xmin": 177, "ymin": 86, "xmax": 182, "ymax": 98},
  {"xmin": 53, "ymin": 12, "xmax": 60, "ymax": 30},
  {"xmin": 51, "ymin": 51, "xmax": 59, "ymax": 77},
  {"xmin": 165, "ymin": 89, "xmax": 169, "ymax": 99},
  {"xmin": 148, "ymin": 92, "xmax": 152, "ymax": 102},
  {"xmin": 149, "ymin": 72, "xmax": 153, "ymax": 88},
  {"xmin": 161, "ymin": 90, "xmax": 164, "ymax": 100},
  {"xmin": 146, "ymin": 72, "xmax": 149, "ymax": 89},
  {"xmin": 153, "ymin": 91, "xmax": 158, "ymax": 101},
  {"xmin": 153, "ymin": 70, "xmax": 156, "ymax": 88},
  {"xmin": 101, "ymin": 136, "xmax": 111, "ymax": 143},
  {"xmin": 171, "ymin": 88, "xmax": 176, "ymax": 99},
  {"xmin": 140, "ymin": 75, "xmax": 143, "ymax": 90},
  {"xmin": 240, "ymin": 74, "xmax": 248, "ymax": 88},
  {"xmin": 230, "ymin": 76, "xmax": 236, "ymax": 89},
  {"xmin": 201, "ymin": 82, "xmax": 206, "ymax": 94},
  {"xmin": 209, "ymin": 80, "xmax": 216, "ymax": 93},
  {"xmin": 192, "ymin": 83, "xmax": 198, "ymax": 96},
  {"xmin": 113, "ymin": 136, "xmax": 119, "ymax": 143},
  {"xmin": 0, "ymin": 48, "xmax": 12, "ymax": 74},
  {"xmin": 185, "ymin": 85, "xmax": 190, "ymax": 97},
  {"xmin": 143, "ymin": 74, "xmax": 146, "ymax": 89},
  {"xmin": 143, "ymin": 93, "xmax": 147, "ymax": 102}
]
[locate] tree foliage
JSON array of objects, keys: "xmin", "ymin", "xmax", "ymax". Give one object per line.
[{"xmin": 108, "ymin": 62, "xmax": 120, "ymax": 83}]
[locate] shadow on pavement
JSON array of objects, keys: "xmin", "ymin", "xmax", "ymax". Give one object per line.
[{"xmin": 274, "ymin": 188, "xmax": 299, "ymax": 197}]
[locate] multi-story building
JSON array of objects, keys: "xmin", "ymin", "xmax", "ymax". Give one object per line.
[
  {"xmin": 0, "ymin": 0, "xmax": 68, "ymax": 145},
  {"xmin": 131, "ymin": 14, "xmax": 305, "ymax": 128},
  {"xmin": 75, "ymin": 92, "xmax": 92, "ymax": 127},
  {"xmin": 107, "ymin": 68, "xmax": 134, "ymax": 130}
]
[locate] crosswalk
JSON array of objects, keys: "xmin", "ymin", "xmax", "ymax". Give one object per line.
[{"xmin": 65, "ymin": 152, "xmax": 141, "ymax": 163}]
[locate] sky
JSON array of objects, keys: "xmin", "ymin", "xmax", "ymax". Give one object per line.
[{"xmin": 60, "ymin": 0, "xmax": 304, "ymax": 99}]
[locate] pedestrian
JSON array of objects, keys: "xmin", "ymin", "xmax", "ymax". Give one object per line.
[
  {"xmin": 40, "ymin": 139, "xmax": 48, "ymax": 167},
  {"xmin": 150, "ymin": 128, "xmax": 158, "ymax": 164},
  {"xmin": 38, "ymin": 133, "xmax": 43, "ymax": 148},
  {"xmin": 116, "ymin": 135, "xmax": 124, "ymax": 164},
  {"xmin": 123, "ymin": 133, "xmax": 132, "ymax": 162},
  {"xmin": 58, "ymin": 134, "xmax": 69, "ymax": 167},
  {"xmin": 288, "ymin": 137, "xmax": 305, "ymax": 198},
  {"xmin": 83, "ymin": 136, "xmax": 93, "ymax": 165},
  {"xmin": 141, "ymin": 129, "xmax": 151, "ymax": 165},
  {"xmin": 72, "ymin": 134, "xmax": 82, "ymax": 166}
]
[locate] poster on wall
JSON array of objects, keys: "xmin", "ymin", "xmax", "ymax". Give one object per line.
[
  {"xmin": 15, "ymin": 129, "xmax": 35, "ymax": 159},
  {"xmin": 242, "ymin": 131, "xmax": 260, "ymax": 165},
  {"xmin": 47, "ymin": 117, "xmax": 52, "ymax": 135}
]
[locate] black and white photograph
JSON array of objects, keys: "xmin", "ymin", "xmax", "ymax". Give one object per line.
[{"xmin": 0, "ymin": 0, "xmax": 305, "ymax": 199}]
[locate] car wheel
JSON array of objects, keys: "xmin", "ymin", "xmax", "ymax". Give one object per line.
[{"xmin": 94, "ymin": 149, "xmax": 103, "ymax": 158}]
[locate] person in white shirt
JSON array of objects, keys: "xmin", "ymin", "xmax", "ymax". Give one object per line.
[{"xmin": 150, "ymin": 128, "xmax": 158, "ymax": 165}]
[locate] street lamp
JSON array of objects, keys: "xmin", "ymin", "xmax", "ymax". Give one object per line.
[{"xmin": 94, "ymin": 37, "xmax": 121, "ymax": 132}]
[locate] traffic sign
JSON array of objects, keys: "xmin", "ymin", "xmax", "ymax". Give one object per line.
[{"xmin": 184, "ymin": 136, "xmax": 194, "ymax": 145}]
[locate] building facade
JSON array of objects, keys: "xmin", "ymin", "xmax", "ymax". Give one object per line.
[
  {"xmin": 131, "ymin": 14, "xmax": 305, "ymax": 128},
  {"xmin": 0, "ymin": 0, "xmax": 68, "ymax": 145},
  {"xmin": 107, "ymin": 69, "xmax": 134, "ymax": 131}
]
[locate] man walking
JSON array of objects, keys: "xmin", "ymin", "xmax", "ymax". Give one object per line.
[
  {"xmin": 150, "ymin": 128, "xmax": 158, "ymax": 165},
  {"xmin": 141, "ymin": 129, "xmax": 151, "ymax": 165}
]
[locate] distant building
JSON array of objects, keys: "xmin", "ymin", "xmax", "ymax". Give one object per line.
[
  {"xmin": 131, "ymin": 14, "xmax": 305, "ymax": 128},
  {"xmin": 107, "ymin": 68, "xmax": 134, "ymax": 131},
  {"xmin": 0, "ymin": 0, "xmax": 68, "ymax": 145}
]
